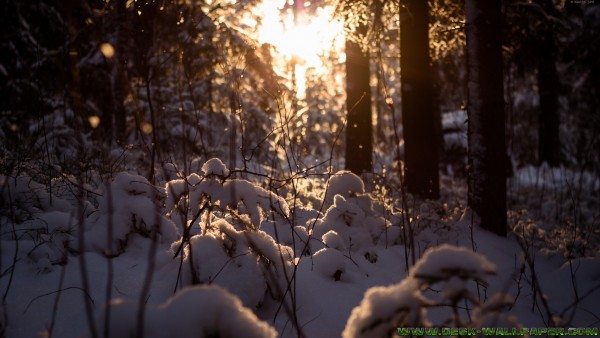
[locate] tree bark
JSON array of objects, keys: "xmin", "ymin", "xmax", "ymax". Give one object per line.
[
  {"xmin": 400, "ymin": 0, "xmax": 440, "ymax": 199},
  {"xmin": 345, "ymin": 25, "xmax": 373, "ymax": 174},
  {"xmin": 113, "ymin": 0, "xmax": 128, "ymax": 144},
  {"xmin": 535, "ymin": 0, "xmax": 561, "ymax": 167},
  {"xmin": 466, "ymin": 0, "xmax": 507, "ymax": 236}
]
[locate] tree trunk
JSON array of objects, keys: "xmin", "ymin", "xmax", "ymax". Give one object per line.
[
  {"xmin": 535, "ymin": 0, "xmax": 561, "ymax": 167},
  {"xmin": 113, "ymin": 0, "xmax": 128, "ymax": 144},
  {"xmin": 400, "ymin": 0, "xmax": 440, "ymax": 199},
  {"xmin": 465, "ymin": 0, "xmax": 507, "ymax": 236},
  {"xmin": 345, "ymin": 25, "xmax": 373, "ymax": 174}
]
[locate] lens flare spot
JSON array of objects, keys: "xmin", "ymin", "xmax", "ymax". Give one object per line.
[
  {"xmin": 141, "ymin": 122, "xmax": 153, "ymax": 134},
  {"xmin": 100, "ymin": 43, "xmax": 115, "ymax": 58},
  {"xmin": 88, "ymin": 115, "xmax": 101, "ymax": 128}
]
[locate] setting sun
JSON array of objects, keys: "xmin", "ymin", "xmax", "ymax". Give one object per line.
[{"xmin": 253, "ymin": 1, "xmax": 344, "ymax": 97}]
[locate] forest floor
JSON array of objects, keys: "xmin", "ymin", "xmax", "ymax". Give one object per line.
[{"xmin": 1, "ymin": 160, "xmax": 599, "ymax": 337}]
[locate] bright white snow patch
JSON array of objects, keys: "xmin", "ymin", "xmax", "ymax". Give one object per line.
[
  {"xmin": 344, "ymin": 244, "xmax": 502, "ymax": 338},
  {"xmin": 343, "ymin": 278, "xmax": 430, "ymax": 338},
  {"xmin": 201, "ymin": 157, "xmax": 230, "ymax": 178},
  {"xmin": 324, "ymin": 171, "xmax": 365, "ymax": 204},
  {"xmin": 83, "ymin": 172, "xmax": 180, "ymax": 255},
  {"xmin": 313, "ymin": 247, "xmax": 346, "ymax": 280},
  {"xmin": 411, "ymin": 244, "xmax": 496, "ymax": 286},
  {"xmin": 179, "ymin": 219, "xmax": 293, "ymax": 308},
  {"xmin": 93, "ymin": 285, "xmax": 277, "ymax": 338},
  {"xmin": 166, "ymin": 159, "xmax": 289, "ymax": 228}
]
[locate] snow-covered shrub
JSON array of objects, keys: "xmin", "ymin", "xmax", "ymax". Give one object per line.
[
  {"xmin": 324, "ymin": 171, "xmax": 365, "ymax": 205},
  {"xmin": 201, "ymin": 157, "xmax": 230, "ymax": 177},
  {"xmin": 313, "ymin": 247, "xmax": 347, "ymax": 281},
  {"xmin": 273, "ymin": 224, "xmax": 311, "ymax": 256},
  {"xmin": 166, "ymin": 158, "xmax": 289, "ymax": 228},
  {"xmin": 312, "ymin": 195, "xmax": 371, "ymax": 250},
  {"xmin": 343, "ymin": 244, "xmax": 516, "ymax": 338},
  {"xmin": 306, "ymin": 171, "xmax": 402, "ymax": 254},
  {"xmin": 310, "ymin": 195, "xmax": 400, "ymax": 253},
  {"xmin": 343, "ymin": 279, "xmax": 431, "ymax": 338},
  {"xmin": 178, "ymin": 219, "xmax": 293, "ymax": 308},
  {"xmin": 410, "ymin": 244, "xmax": 495, "ymax": 303},
  {"xmin": 0, "ymin": 174, "xmax": 72, "ymax": 223},
  {"xmin": 82, "ymin": 172, "xmax": 179, "ymax": 255},
  {"xmin": 0, "ymin": 174, "xmax": 74, "ymax": 271},
  {"xmin": 94, "ymin": 285, "xmax": 277, "ymax": 338},
  {"xmin": 322, "ymin": 230, "xmax": 346, "ymax": 251}
]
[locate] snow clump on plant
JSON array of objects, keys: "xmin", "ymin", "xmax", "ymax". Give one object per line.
[
  {"xmin": 0, "ymin": 174, "xmax": 74, "ymax": 271},
  {"xmin": 82, "ymin": 172, "xmax": 180, "ymax": 256},
  {"xmin": 92, "ymin": 285, "xmax": 277, "ymax": 338},
  {"xmin": 343, "ymin": 244, "xmax": 515, "ymax": 338},
  {"xmin": 165, "ymin": 158, "xmax": 288, "ymax": 228},
  {"xmin": 177, "ymin": 219, "xmax": 293, "ymax": 308},
  {"xmin": 324, "ymin": 170, "xmax": 365, "ymax": 205}
]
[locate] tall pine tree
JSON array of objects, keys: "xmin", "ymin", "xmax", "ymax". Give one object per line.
[
  {"xmin": 400, "ymin": 0, "xmax": 440, "ymax": 199},
  {"xmin": 466, "ymin": 0, "xmax": 507, "ymax": 236},
  {"xmin": 345, "ymin": 23, "xmax": 373, "ymax": 174}
]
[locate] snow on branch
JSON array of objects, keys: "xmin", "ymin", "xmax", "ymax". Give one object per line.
[
  {"xmin": 165, "ymin": 157, "xmax": 289, "ymax": 228},
  {"xmin": 343, "ymin": 244, "xmax": 514, "ymax": 338}
]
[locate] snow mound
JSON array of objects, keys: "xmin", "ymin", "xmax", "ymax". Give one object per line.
[
  {"xmin": 0, "ymin": 175, "xmax": 75, "ymax": 270},
  {"xmin": 411, "ymin": 244, "xmax": 496, "ymax": 286},
  {"xmin": 344, "ymin": 244, "xmax": 509, "ymax": 337},
  {"xmin": 322, "ymin": 230, "xmax": 346, "ymax": 251},
  {"xmin": 324, "ymin": 171, "xmax": 365, "ymax": 204},
  {"xmin": 83, "ymin": 172, "xmax": 180, "ymax": 256},
  {"xmin": 166, "ymin": 158, "xmax": 289, "ymax": 228},
  {"xmin": 313, "ymin": 247, "xmax": 346, "ymax": 280},
  {"xmin": 311, "ymin": 195, "xmax": 397, "ymax": 252},
  {"xmin": 95, "ymin": 285, "xmax": 277, "ymax": 338},
  {"xmin": 201, "ymin": 157, "xmax": 229, "ymax": 178},
  {"xmin": 180, "ymin": 219, "xmax": 293, "ymax": 308},
  {"xmin": 342, "ymin": 279, "xmax": 430, "ymax": 338}
]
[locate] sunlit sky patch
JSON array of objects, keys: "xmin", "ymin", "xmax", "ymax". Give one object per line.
[{"xmin": 251, "ymin": 0, "xmax": 345, "ymax": 98}]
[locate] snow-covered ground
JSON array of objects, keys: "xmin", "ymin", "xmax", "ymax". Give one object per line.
[{"xmin": 1, "ymin": 160, "xmax": 599, "ymax": 337}]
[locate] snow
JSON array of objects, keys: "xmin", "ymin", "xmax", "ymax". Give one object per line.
[
  {"xmin": 201, "ymin": 157, "xmax": 230, "ymax": 178},
  {"xmin": 82, "ymin": 172, "xmax": 180, "ymax": 256},
  {"xmin": 92, "ymin": 285, "xmax": 277, "ymax": 338},
  {"xmin": 313, "ymin": 248, "xmax": 346, "ymax": 280},
  {"xmin": 165, "ymin": 160, "xmax": 289, "ymax": 228},
  {"xmin": 342, "ymin": 279, "xmax": 430, "ymax": 338},
  {"xmin": 410, "ymin": 244, "xmax": 496, "ymax": 285},
  {"xmin": 324, "ymin": 171, "xmax": 365, "ymax": 205},
  {"xmin": 2, "ymin": 158, "xmax": 599, "ymax": 338}
]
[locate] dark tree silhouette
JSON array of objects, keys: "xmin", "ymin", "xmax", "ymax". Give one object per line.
[
  {"xmin": 535, "ymin": 0, "xmax": 561, "ymax": 167},
  {"xmin": 345, "ymin": 24, "xmax": 373, "ymax": 174},
  {"xmin": 400, "ymin": 0, "xmax": 440, "ymax": 199},
  {"xmin": 465, "ymin": 0, "xmax": 507, "ymax": 236},
  {"xmin": 113, "ymin": 0, "xmax": 130, "ymax": 144}
]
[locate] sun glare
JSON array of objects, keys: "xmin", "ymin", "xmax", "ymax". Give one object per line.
[{"xmin": 254, "ymin": 1, "xmax": 344, "ymax": 98}]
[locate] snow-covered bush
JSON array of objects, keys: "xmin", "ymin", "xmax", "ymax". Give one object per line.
[
  {"xmin": 324, "ymin": 171, "xmax": 365, "ymax": 205},
  {"xmin": 163, "ymin": 158, "xmax": 296, "ymax": 308},
  {"xmin": 166, "ymin": 158, "xmax": 289, "ymax": 228},
  {"xmin": 310, "ymin": 195, "xmax": 400, "ymax": 253},
  {"xmin": 343, "ymin": 278, "xmax": 431, "ymax": 338},
  {"xmin": 94, "ymin": 285, "xmax": 277, "ymax": 338},
  {"xmin": 0, "ymin": 174, "xmax": 72, "ymax": 224},
  {"xmin": 177, "ymin": 219, "xmax": 293, "ymax": 308},
  {"xmin": 313, "ymin": 247, "xmax": 347, "ymax": 281},
  {"xmin": 343, "ymin": 244, "xmax": 516, "ymax": 338},
  {"xmin": 0, "ymin": 174, "xmax": 74, "ymax": 271},
  {"xmin": 82, "ymin": 172, "xmax": 179, "ymax": 255}
]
